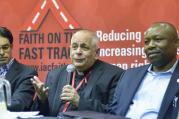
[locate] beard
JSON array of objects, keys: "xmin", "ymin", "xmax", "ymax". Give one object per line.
[{"xmin": 148, "ymin": 53, "xmax": 174, "ymax": 68}]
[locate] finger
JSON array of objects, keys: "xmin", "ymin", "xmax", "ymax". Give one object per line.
[
  {"xmin": 31, "ymin": 77, "xmax": 44, "ymax": 88},
  {"xmin": 61, "ymin": 93, "xmax": 78, "ymax": 104},
  {"xmin": 43, "ymin": 86, "xmax": 49, "ymax": 93},
  {"xmin": 33, "ymin": 82, "xmax": 44, "ymax": 91},
  {"xmin": 60, "ymin": 93, "xmax": 73, "ymax": 101},
  {"xmin": 31, "ymin": 78, "xmax": 40, "ymax": 90},
  {"xmin": 32, "ymin": 76, "xmax": 42, "ymax": 84},
  {"xmin": 30, "ymin": 78, "xmax": 37, "ymax": 85},
  {"xmin": 31, "ymin": 77, "xmax": 40, "ymax": 86},
  {"xmin": 61, "ymin": 97, "xmax": 71, "ymax": 101},
  {"xmin": 62, "ymin": 85, "xmax": 75, "ymax": 91},
  {"xmin": 61, "ymin": 90, "xmax": 72, "ymax": 98},
  {"xmin": 31, "ymin": 80, "xmax": 46, "ymax": 96},
  {"xmin": 62, "ymin": 88, "xmax": 72, "ymax": 94},
  {"xmin": 64, "ymin": 84, "xmax": 74, "ymax": 88},
  {"xmin": 61, "ymin": 92, "xmax": 70, "ymax": 97},
  {"xmin": 36, "ymin": 86, "xmax": 48, "ymax": 99},
  {"xmin": 61, "ymin": 90, "xmax": 77, "ymax": 101}
]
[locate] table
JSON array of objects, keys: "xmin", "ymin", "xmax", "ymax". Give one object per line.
[{"xmin": 18, "ymin": 111, "xmax": 129, "ymax": 119}]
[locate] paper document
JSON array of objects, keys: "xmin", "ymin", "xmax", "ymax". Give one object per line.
[{"xmin": 0, "ymin": 111, "xmax": 42, "ymax": 119}]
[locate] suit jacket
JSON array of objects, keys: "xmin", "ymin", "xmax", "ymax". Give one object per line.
[
  {"xmin": 6, "ymin": 59, "xmax": 37, "ymax": 111},
  {"xmin": 32, "ymin": 60, "xmax": 124, "ymax": 116},
  {"xmin": 109, "ymin": 61, "xmax": 179, "ymax": 119}
]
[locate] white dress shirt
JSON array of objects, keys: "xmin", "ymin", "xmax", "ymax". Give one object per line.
[{"xmin": 126, "ymin": 61, "xmax": 178, "ymax": 119}]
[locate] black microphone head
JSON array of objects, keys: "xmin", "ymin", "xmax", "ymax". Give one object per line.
[{"xmin": 66, "ymin": 64, "xmax": 75, "ymax": 73}]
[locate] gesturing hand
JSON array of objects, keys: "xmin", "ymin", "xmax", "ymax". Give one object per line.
[
  {"xmin": 31, "ymin": 76, "xmax": 49, "ymax": 102},
  {"xmin": 60, "ymin": 85, "xmax": 80, "ymax": 107}
]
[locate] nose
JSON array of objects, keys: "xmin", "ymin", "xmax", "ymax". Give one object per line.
[
  {"xmin": 148, "ymin": 40, "xmax": 156, "ymax": 48},
  {"xmin": 76, "ymin": 47, "xmax": 82, "ymax": 54},
  {"xmin": 0, "ymin": 48, "xmax": 5, "ymax": 56}
]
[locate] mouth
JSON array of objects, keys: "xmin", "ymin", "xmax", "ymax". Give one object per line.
[
  {"xmin": 0, "ymin": 57, "xmax": 8, "ymax": 61},
  {"xmin": 147, "ymin": 51, "xmax": 161, "ymax": 58},
  {"xmin": 74, "ymin": 58, "xmax": 85, "ymax": 63}
]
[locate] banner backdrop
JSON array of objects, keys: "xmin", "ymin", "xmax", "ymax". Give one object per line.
[{"xmin": 0, "ymin": 0, "xmax": 179, "ymax": 80}]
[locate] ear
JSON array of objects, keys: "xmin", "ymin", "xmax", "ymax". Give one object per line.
[
  {"xmin": 69, "ymin": 46, "xmax": 73, "ymax": 58},
  {"xmin": 95, "ymin": 48, "xmax": 100, "ymax": 59},
  {"xmin": 96, "ymin": 48, "xmax": 100, "ymax": 55},
  {"xmin": 175, "ymin": 38, "xmax": 179, "ymax": 48},
  {"xmin": 10, "ymin": 44, "xmax": 13, "ymax": 49}
]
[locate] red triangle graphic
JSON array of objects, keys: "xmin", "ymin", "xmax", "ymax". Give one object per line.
[{"xmin": 22, "ymin": 0, "xmax": 80, "ymax": 31}]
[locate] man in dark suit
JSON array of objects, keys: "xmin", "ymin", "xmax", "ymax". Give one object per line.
[
  {"xmin": 0, "ymin": 27, "xmax": 38, "ymax": 111},
  {"xmin": 31, "ymin": 29, "xmax": 124, "ymax": 116},
  {"xmin": 109, "ymin": 22, "xmax": 179, "ymax": 119}
]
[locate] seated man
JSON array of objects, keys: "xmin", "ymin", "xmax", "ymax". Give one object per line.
[
  {"xmin": 109, "ymin": 22, "xmax": 179, "ymax": 119},
  {"xmin": 0, "ymin": 27, "xmax": 38, "ymax": 111},
  {"xmin": 31, "ymin": 29, "xmax": 124, "ymax": 116}
]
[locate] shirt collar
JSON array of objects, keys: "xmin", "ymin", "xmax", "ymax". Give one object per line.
[
  {"xmin": 147, "ymin": 60, "xmax": 178, "ymax": 74},
  {"xmin": 0, "ymin": 58, "xmax": 14, "ymax": 70}
]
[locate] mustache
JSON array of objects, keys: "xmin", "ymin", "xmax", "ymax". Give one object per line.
[
  {"xmin": 0, "ymin": 56, "xmax": 8, "ymax": 59},
  {"xmin": 146, "ymin": 50, "xmax": 161, "ymax": 55},
  {"xmin": 73, "ymin": 57, "xmax": 85, "ymax": 59}
]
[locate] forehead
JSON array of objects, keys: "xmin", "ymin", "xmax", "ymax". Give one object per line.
[
  {"xmin": 145, "ymin": 26, "xmax": 168, "ymax": 37},
  {"xmin": 71, "ymin": 32, "xmax": 94, "ymax": 44},
  {"xmin": 0, "ymin": 36, "xmax": 10, "ymax": 45}
]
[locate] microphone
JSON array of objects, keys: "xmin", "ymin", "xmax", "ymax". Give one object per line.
[{"xmin": 66, "ymin": 64, "xmax": 75, "ymax": 85}]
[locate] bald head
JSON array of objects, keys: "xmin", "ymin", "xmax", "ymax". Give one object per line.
[
  {"xmin": 71, "ymin": 30, "xmax": 99, "ymax": 50},
  {"xmin": 145, "ymin": 22, "xmax": 178, "ymax": 40}
]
